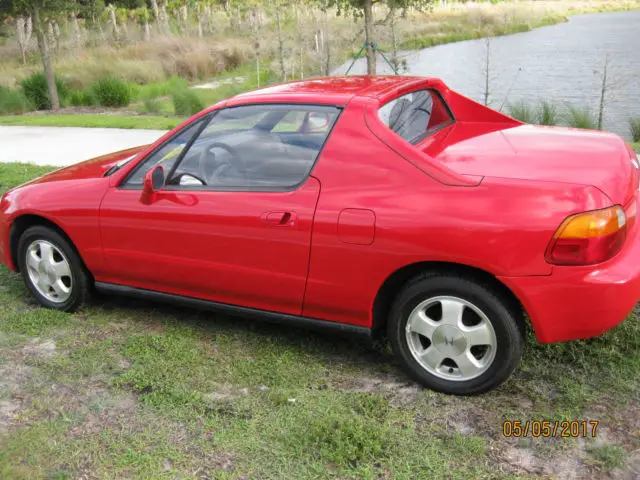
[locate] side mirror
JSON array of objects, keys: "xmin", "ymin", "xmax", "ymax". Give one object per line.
[{"xmin": 140, "ymin": 165, "xmax": 165, "ymax": 204}]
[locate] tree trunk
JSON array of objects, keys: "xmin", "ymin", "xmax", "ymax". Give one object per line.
[
  {"xmin": 150, "ymin": 0, "xmax": 160, "ymax": 29},
  {"xmin": 33, "ymin": 7, "xmax": 59, "ymax": 111},
  {"xmin": 363, "ymin": 0, "xmax": 376, "ymax": 75},
  {"xmin": 275, "ymin": 4, "xmax": 285, "ymax": 81}
]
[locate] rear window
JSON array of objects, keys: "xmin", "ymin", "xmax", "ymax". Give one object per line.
[{"xmin": 378, "ymin": 89, "xmax": 453, "ymax": 144}]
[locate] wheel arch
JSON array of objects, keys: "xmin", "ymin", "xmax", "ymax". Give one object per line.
[
  {"xmin": 371, "ymin": 261, "xmax": 527, "ymax": 339},
  {"xmin": 9, "ymin": 214, "xmax": 89, "ymax": 276}
]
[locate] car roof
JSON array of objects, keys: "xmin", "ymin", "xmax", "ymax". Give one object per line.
[{"xmin": 229, "ymin": 75, "xmax": 431, "ymax": 105}]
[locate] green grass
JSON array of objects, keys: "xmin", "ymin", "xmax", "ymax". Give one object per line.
[
  {"xmin": 399, "ymin": 14, "xmax": 567, "ymax": 50},
  {"xmin": 632, "ymin": 142, "xmax": 640, "ymax": 153},
  {"xmin": 0, "ymin": 162, "xmax": 639, "ymax": 478},
  {"xmin": 0, "ymin": 114, "xmax": 182, "ymax": 130}
]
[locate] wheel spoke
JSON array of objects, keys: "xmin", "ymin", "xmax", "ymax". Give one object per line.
[
  {"xmin": 51, "ymin": 279, "xmax": 70, "ymax": 298},
  {"xmin": 440, "ymin": 299, "xmax": 465, "ymax": 327},
  {"xmin": 51, "ymin": 260, "xmax": 71, "ymax": 279},
  {"xmin": 36, "ymin": 274, "xmax": 51, "ymax": 292},
  {"xmin": 40, "ymin": 243, "xmax": 55, "ymax": 265},
  {"xmin": 419, "ymin": 346, "xmax": 446, "ymax": 370},
  {"xmin": 407, "ymin": 309, "xmax": 438, "ymax": 339},
  {"xmin": 26, "ymin": 249, "xmax": 40, "ymax": 271},
  {"xmin": 454, "ymin": 351, "xmax": 484, "ymax": 377},
  {"xmin": 464, "ymin": 322, "xmax": 493, "ymax": 347}
]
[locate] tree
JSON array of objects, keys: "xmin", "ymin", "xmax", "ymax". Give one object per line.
[
  {"xmin": 1, "ymin": 0, "xmax": 81, "ymax": 110},
  {"xmin": 318, "ymin": 0, "xmax": 432, "ymax": 75}
]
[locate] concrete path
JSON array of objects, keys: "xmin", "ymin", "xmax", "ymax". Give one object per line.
[{"xmin": 0, "ymin": 126, "xmax": 169, "ymax": 167}]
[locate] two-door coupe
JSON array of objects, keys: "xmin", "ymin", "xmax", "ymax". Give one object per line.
[{"xmin": 2, "ymin": 76, "xmax": 639, "ymax": 394}]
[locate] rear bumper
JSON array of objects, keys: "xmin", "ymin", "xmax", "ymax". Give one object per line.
[{"xmin": 500, "ymin": 206, "xmax": 640, "ymax": 343}]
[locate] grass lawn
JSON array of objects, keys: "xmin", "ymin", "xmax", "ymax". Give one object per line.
[
  {"xmin": 0, "ymin": 114, "xmax": 183, "ymax": 130},
  {"xmin": 632, "ymin": 142, "xmax": 640, "ymax": 153},
  {"xmin": 1, "ymin": 163, "xmax": 639, "ymax": 479}
]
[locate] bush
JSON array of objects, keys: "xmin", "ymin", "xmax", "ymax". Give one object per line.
[
  {"xmin": 565, "ymin": 106, "xmax": 597, "ymax": 130},
  {"xmin": 629, "ymin": 117, "xmax": 640, "ymax": 143},
  {"xmin": 68, "ymin": 89, "xmax": 97, "ymax": 107},
  {"xmin": 90, "ymin": 76, "xmax": 132, "ymax": 107},
  {"xmin": 508, "ymin": 100, "xmax": 535, "ymax": 123},
  {"xmin": 536, "ymin": 100, "xmax": 559, "ymax": 126},
  {"xmin": 0, "ymin": 86, "xmax": 33, "ymax": 114},
  {"xmin": 20, "ymin": 72, "xmax": 69, "ymax": 110},
  {"xmin": 171, "ymin": 85, "xmax": 204, "ymax": 116}
]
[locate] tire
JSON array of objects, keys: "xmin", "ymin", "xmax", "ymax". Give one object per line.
[
  {"xmin": 387, "ymin": 272, "xmax": 524, "ymax": 395},
  {"xmin": 17, "ymin": 225, "xmax": 90, "ymax": 312}
]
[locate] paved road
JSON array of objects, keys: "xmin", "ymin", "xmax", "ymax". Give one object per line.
[{"xmin": 0, "ymin": 126, "xmax": 169, "ymax": 167}]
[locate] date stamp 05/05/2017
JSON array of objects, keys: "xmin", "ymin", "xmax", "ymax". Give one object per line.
[{"xmin": 502, "ymin": 420, "xmax": 599, "ymax": 438}]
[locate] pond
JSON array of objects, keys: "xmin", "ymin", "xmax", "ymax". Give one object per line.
[{"xmin": 336, "ymin": 11, "xmax": 640, "ymax": 140}]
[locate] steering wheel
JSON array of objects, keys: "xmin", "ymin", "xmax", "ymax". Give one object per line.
[{"xmin": 197, "ymin": 142, "xmax": 247, "ymax": 185}]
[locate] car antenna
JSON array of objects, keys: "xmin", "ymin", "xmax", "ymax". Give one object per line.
[{"xmin": 498, "ymin": 67, "xmax": 523, "ymax": 112}]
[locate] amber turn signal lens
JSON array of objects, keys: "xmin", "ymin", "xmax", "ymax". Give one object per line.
[{"xmin": 546, "ymin": 206, "xmax": 627, "ymax": 266}]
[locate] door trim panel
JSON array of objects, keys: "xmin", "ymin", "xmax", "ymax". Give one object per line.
[{"xmin": 95, "ymin": 281, "xmax": 372, "ymax": 339}]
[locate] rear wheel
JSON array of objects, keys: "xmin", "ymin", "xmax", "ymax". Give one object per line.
[
  {"xmin": 17, "ymin": 226, "xmax": 90, "ymax": 312},
  {"xmin": 388, "ymin": 272, "xmax": 524, "ymax": 395}
]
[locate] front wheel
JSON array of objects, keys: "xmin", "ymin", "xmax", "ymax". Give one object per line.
[
  {"xmin": 388, "ymin": 272, "xmax": 524, "ymax": 395},
  {"xmin": 17, "ymin": 226, "xmax": 90, "ymax": 312}
]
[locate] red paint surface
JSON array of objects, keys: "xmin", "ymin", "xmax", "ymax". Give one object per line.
[{"xmin": 2, "ymin": 76, "xmax": 638, "ymax": 343}]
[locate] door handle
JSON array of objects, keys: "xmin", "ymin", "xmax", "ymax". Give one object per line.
[{"xmin": 261, "ymin": 211, "xmax": 297, "ymax": 227}]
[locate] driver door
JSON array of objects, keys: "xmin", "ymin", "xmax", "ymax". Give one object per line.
[{"xmin": 98, "ymin": 104, "xmax": 340, "ymax": 315}]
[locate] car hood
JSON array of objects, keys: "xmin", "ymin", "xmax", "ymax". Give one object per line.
[
  {"xmin": 23, "ymin": 145, "xmax": 149, "ymax": 186},
  {"xmin": 424, "ymin": 123, "xmax": 637, "ymax": 204}
]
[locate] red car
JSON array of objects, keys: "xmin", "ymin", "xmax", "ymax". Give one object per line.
[{"xmin": 1, "ymin": 76, "xmax": 638, "ymax": 394}]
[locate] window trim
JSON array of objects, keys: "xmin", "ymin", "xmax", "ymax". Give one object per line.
[
  {"xmin": 378, "ymin": 88, "xmax": 456, "ymax": 145},
  {"xmin": 157, "ymin": 102, "xmax": 343, "ymax": 194},
  {"xmin": 118, "ymin": 114, "xmax": 214, "ymax": 190}
]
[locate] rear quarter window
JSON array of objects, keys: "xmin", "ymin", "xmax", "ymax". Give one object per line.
[{"xmin": 378, "ymin": 89, "xmax": 454, "ymax": 144}]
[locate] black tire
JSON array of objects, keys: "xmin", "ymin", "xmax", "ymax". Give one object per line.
[
  {"xmin": 17, "ymin": 225, "xmax": 90, "ymax": 312},
  {"xmin": 387, "ymin": 271, "xmax": 524, "ymax": 395}
]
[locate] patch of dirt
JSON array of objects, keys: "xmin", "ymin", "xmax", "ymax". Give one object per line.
[
  {"xmin": 205, "ymin": 385, "xmax": 249, "ymax": 403},
  {"xmin": 0, "ymin": 363, "xmax": 35, "ymax": 431},
  {"xmin": 333, "ymin": 373, "xmax": 423, "ymax": 405},
  {"xmin": 22, "ymin": 338, "xmax": 56, "ymax": 358}
]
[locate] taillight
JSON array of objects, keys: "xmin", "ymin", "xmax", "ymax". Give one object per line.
[{"xmin": 545, "ymin": 205, "xmax": 627, "ymax": 265}]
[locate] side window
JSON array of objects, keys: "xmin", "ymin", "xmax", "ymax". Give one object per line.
[
  {"xmin": 378, "ymin": 89, "xmax": 453, "ymax": 143},
  {"xmin": 122, "ymin": 118, "xmax": 207, "ymax": 187},
  {"xmin": 167, "ymin": 104, "xmax": 340, "ymax": 190}
]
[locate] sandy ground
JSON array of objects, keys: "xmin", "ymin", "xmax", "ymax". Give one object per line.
[{"xmin": 0, "ymin": 126, "xmax": 168, "ymax": 167}]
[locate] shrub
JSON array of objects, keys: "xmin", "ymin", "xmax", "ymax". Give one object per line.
[
  {"xmin": 536, "ymin": 100, "xmax": 559, "ymax": 126},
  {"xmin": 171, "ymin": 85, "xmax": 204, "ymax": 116},
  {"xmin": 142, "ymin": 96, "xmax": 162, "ymax": 114},
  {"xmin": 20, "ymin": 72, "xmax": 69, "ymax": 110},
  {"xmin": 90, "ymin": 76, "xmax": 132, "ymax": 107},
  {"xmin": 629, "ymin": 117, "xmax": 640, "ymax": 143},
  {"xmin": 68, "ymin": 89, "xmax": 97, "ymax": 107},
  {"xmin": 0, "ymin": 86, "xmax": 33, "ymax": 114},
  {"xmin": 508, "ymin": 101, "xmax": 535, "ymax": 123},
  {"xmin": 565, "ymin": 106, "xmax": 597, "ymax": 130}
]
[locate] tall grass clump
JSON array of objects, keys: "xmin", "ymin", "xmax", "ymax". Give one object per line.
[
  {"xmin": 508, "ymin": 101, "xmax": 535, "ymax": 123},
  {"xmin": 629, "ymin": 117, "xmax": 640, "ymax": 142},
  {"xmin": 537, "ymin": 100, "xmax": 559, "ymax": 126},
  {"xmin": 0, "ymin": 86, "xmax": 33, "ymax": 114},
  {"xmin": 566, "ymin": 106, "xmax": 597, "ymax": 130},
  {"xmin": 20, "ymin": 72, "xmax": 69, "ymax": 110},
  {"xmin": 90, "ymin": 77, "xmax": 133, "ymax": 107},
  {"xmin": 171, "ymin": 85, "xmax": 205, "ymax": 116},
  {"xmin": 68, "ymin": 89, "xmax": 97, "ymax": 107}
]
